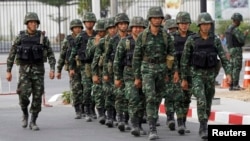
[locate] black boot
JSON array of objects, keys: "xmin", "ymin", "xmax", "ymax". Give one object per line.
[
  {"xmin": 81, "ymin": 104, "xmax": 86, "ymax": 117},
  {"xmin": 97, "ymin": 108, "xmax": 106, "ymax": 125},
  {"xmin": 124, "ymin": 112, "xmax": 131, "ymax": 130},
  {"xmin": 117, "ymin": 113, "xmax": 125, "ymax": 132},
  {"xmin": 105, "ymin": 108, "xmax": 114, "ymax": 128},
  {"xmin": 90, "ymin": 102, "xmax": 97, "ymax": 119},
  {"xmin": 199, "ymin": 120, "xmax": 208, "ymax": 139},
  {"xmin": 29, "ymin": 113, "xmax": 39, "ymax": 131},
  {"xmin": 130, "ymin": 117, "xmax": 140, "ymax": 137},
  {"xmin": 148, "ymin": 119, "xmax": 159, "ymax": 140},
  {"xmin": 183, "ymin": 117, "xmax": 190, "ymax": 133},
  {"xmin": 177, "ymin": 118, "xmax": 185, "ymax": 135},
  {"xmin": 84, "ymin": 105, "xmax": 92, "ymax": 122},
  {"xmin": 167, "ymin": 112, "xmax": 175, "ymax": 131},
  {"xmin": 74, "ymin": 105, "xmax": 81, "ymax": 119},
  {"xmin": 22, "ymin": 108, "xmax": 29, "ymax": 128},
  {"xmin": 233, "ymin": 81, "xmax": 245, "ymax": 90},
  {"xmin": 139, "ymin": 117, "xmax": 147, "ymax": 135}
]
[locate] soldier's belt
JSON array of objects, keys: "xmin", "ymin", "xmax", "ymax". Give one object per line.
[{"xmin": 143, "ymin": 56, "xmax": 165, "ymax": 64}]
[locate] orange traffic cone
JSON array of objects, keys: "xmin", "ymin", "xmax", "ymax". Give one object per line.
[
  {"xmin": 243, "ymin": 60, "xmax": 250, "ymax": 89},
  {"xmin": 220, "ymin": 74, "xmax": 229, "ymax": 88}
]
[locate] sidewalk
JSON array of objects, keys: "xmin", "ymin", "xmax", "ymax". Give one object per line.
[{"xmin": 159, "ymin": 88, "xmax": 250, "ymax": 125}]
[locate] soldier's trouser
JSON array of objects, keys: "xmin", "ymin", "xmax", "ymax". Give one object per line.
[
  {"xmin": 92, "ymin": 82, "xmax": 104, "ymax": 109},
  {"xmin": 125, "ymin": 80, "xmax": 145, "ymax": 122},
  {"xmin": 17, "ymin": 66, "xmax": 44, "ymax": 114},
  {"xmin": 164, "ymin": 74, "xmax": 175, "ymax": 114},
  {"xmin": 80, "ymin": 65, "xmax": 92, "ymax": 109},
  {"xmin": 115, "ymin": 84, "xmax": 128, "ymax": 114},
  {"xmin": 229, "ymin": 47, "xmax": 243, "ymax": 83},
  {"xmin": 192, "ymin": 73, "xmax": 215, "ymax": 122},
  {"xmin": 103, "ymin": 81, "xmax": 115, "ymax": 110},
  {"xmin": 183, "ymin": 76, "xmax": 192, "ymax": 121},
  {"xmin": 142, "ymin": 70, "xmax": 165, "ymax": 121},
  {"xmin": 69, "ymin": 68, "xmax": 83, "ymax": 107}
]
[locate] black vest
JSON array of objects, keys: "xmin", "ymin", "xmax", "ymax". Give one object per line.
[
  {"xmin": 109, "ymin": 34, "xmax": 121, "ymax": 62},
  {"xmin": 65, "ymin": 35, "xmax": 75, "ymax": 61},
  {"xmin": 17, "ymin": 31, "xmax": 44, "ymax": 64},
  {"xmin": 191, "ymin": 34, "xmax": 218, "ymax": 68}
]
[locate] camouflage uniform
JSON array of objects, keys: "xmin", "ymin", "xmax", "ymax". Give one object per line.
[
  {"xmin": 56, "ymin": 19, "xmax": 83, "ymax": 119},
  {"xmin": 6, "ymin": 12, "xmax": 56, "ymax": 131},
  {"xmin": 85, "ymin": 18, "xmax": 107, "ymax": 124},
  {"xmin": 225, "ymin": 13, "xmax": 248, "ymax": 90},
  {"xmin": 104, "ymin": 13, "xmax": 131, "ymax": 132},
  {"xmin": 69, "ymin": 12, "xmax": 97, "ymax": 122},
  {"xmin": 163, "ymin": 19, "xmax": 178, "ymax": 33},
  {"xmin": 180, "ymin": 12, "xmax": 231, "ymax": 139},
  {"xmin": 92, "ymin": 17, "xmax": 116, "ymax": 127},
  {"xmin": 165, "ymin": 12, "xmax": 195, "ymax": 134},
  {"xmin": 132, "ymin": 7, "xmax": 178, "ymax": 140},
  {"xmin": 113, "ymin": 16, "xmax": 146, "ymax": 137}
]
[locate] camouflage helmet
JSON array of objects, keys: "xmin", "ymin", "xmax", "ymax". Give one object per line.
[
  {"xmin": 129, "ymin": 16, "xmax": 146, "ymax": 28},
  {"xmin": 24, "ymin": 12, "xmax": 40, "ymax": 25},
  {"xmin": 176, "ymin": 11, "xmax": 191, "ymax": 24},
  {"xmin": 164, "ymin": 14, "xmax": 172, "ymax": 20},
  {"xmin": 147, "ymin": 6, "xmax": 164, "ymax": 20},
  {"xmin": 70, "ymin": 19, "xmax": 83, "ymax": 30},
  {"xmin": 83, "ymin": 12, "xmax": 97, "ymax": 22},
  {"xmin": 164, "ymin": 19, "xmax": 178, "ymax": 30},
  {"xmin": 95, "ymin": 18, "xmax": 106, "ymax": 31},
  {"xmin": 231, "ymin": 12, "xmax": 243, "ymax": 22},
  {"xmin": 105, "ymin": 17, "xmax": 116, "ymax": 30},
  {"xmin": 114, "ymin": 13, "xmax": 130, "ymax": 25},
  {"xmin": 197, "ymin": 12, "xmax": 213, "ymax": 26}
]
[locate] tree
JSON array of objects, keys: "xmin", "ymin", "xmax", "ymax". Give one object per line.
[
  {"xmin": 77, "ymin": 0, "xmax": 110, "ymax": 17},
  {"xmin": 117, "ymin": 0, "xmax": 134, "ymax": 13}
]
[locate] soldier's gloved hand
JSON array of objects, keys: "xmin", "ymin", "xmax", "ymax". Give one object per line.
[
  {"xmin": 226, "ymin": 74, "xmax": 232, "ymax": 84},
  {"xmin": 115, "ymin": 80, "xmax": 122, "ymax": 88},
  {"xmin": 181, "ymin": 80, "xmax": 188, "ymax": 90},
  {"xmin": 92, "ymin": 75, "xmax": 100, "ymax": 84},
  {"xmin": 134, "ymin": 79, "xmax": 142, "ymax": 88},
  {"xmin": 56, "ymin": 73, "xmax": 61, "ymax": 79},
  {"xmin": 173, "ymin": 71, "xmax": 179, "ymax": 83},
  {"xmin": 49, "ymin": 71, "xmax": 55, "ymax": 79},
  {"xmin": 6, "ymin": 72, "xmax": 12, "ymax": 82},
  {"xmin": 69, "ymin": 69, "xmax": 75, "ymax": 77},
  {"xmin": 103, "ymin": 75, "xmax": 109, "ymax": 82}
]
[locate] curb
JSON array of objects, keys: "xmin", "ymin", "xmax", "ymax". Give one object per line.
[{"xmin": 159, "ymin": 100, "xmax": 250, "ymax": 125}]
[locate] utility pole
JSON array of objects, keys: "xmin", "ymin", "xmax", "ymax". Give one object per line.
[{"xmin": 110, "ymin": 0, "xmax": 118, "ymax": 17}]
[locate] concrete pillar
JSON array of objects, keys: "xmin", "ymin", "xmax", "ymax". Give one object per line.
[{"xmin": 92, "ymin": 0, "xmax": 100, "ymax": 20}]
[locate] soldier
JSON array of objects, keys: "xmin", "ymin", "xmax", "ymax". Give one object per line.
[
  {"xmin": 91, "ymin": 17, "xmax": 117, "ymax": 128},
  {"xmin": 6, "ymin": 12, "xmax": 56, "ymax": 131},
  {"xmin": 56, "ymin": 19, "xmax": 83, "ymax": 119},
  {"xmin": 163, "ymin": 19, "xmax": 178, "ymax": 33},
  {"xmin": 113, "ymin": 16, "xmax": 147, "ymax": 137},
  {"xmin": 166, "ymin": 11, "xmax": 195, "ymax": 134},
  {"xmin": 180, "ymin": 12, "xmax": 232, "ymax": 139},
  {"xmin": 104, "ymin": 13, "xmax": 131, "ymax": 132},
  {"xmin": 162, "ymin": 13, "xmax": 172, "ymax": 25},
  {"xmin": 69, "ymin": 12, "xmax": 97, "ymax": 122},
  {"xmin": 132, "ymin": 6, "xmax": 179, "ymax": 140},
  {"xmin": 225, "ymin": 12, "xmax": 249, "ymax": 91},
  {"xmin": 85, "ymin": 18, "xmax": 107, "ymax": 124}
]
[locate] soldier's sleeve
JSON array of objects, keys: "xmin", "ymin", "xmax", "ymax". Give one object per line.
[
  {"xmin": 91, "ymin": 39, "xmax": 104, "ymax": 76},
  {"xmin": 69, "ymin": 35, "xmax": 80, "ymax": 70},
  {"xmin": 86, "ymin": 38, "xmax": 95, "ymax": 61},
  {"xmin": 132, "ymin": 34, "xmax": 143, "ymax": 80},
  {"xmin": 233, "ymin": 27, "xmax": 246, "ymax": 45},
  {"xmin": 215, "ymin": 37, "xmax": 231, "ymax": 75},
  {"xmin": 113, "ymin": 39, "xmax": 126, "ymax": 80},
  {"xmin": 180, "ymin": 36, "xmax": 193, "ymax": 80},
  {"xmin": 56, "ymin": 38, "xmax": 68, "ymax": 73},
  {"xmin": 44, "ymin": 37, "xmax": 56, "ymax": 71},
  {"xmin": 103, "ymin": 38, "xmax": 113, "ymax": 76},
  {"xmin": 6, "ymin": 35, "xmax": 21, "ymax": 72},
  {"xmin": 167, "ymin": 33, "xmax": 178, "ymax": 72}
]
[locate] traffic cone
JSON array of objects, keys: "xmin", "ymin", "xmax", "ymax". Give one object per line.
[
  {"xmin": 243, "ymin": 60, "xmax": 250, "ymax": 89},
  {"xmin": 220, "ymin": 74, "xmax": 229, "ymax": 88}
]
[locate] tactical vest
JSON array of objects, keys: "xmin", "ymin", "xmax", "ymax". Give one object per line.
[
  {"xmin": 16, "ymin": 30, "xmax": 44, "ymax": 64},
  {"xmin": 124, "ymin": 35, "xmax": 135, "ymax": 67},
  {"xmin": 225, "ymin": 25, "xmax": 244, "ymax": 48},
  {"xmin": 77, "ymin": 31, "xmax": 96, "ymax": 62},
  {"xmin": 109, "ymin": 34, "xmax": 120, "ymax": 62},
  {"xmin": 191, "ymin": 34, "xmax": 218, "ymax": 69},
  {"xmin": 65, "ymin": 35, "xmax": 75, "ymax": 61}
]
